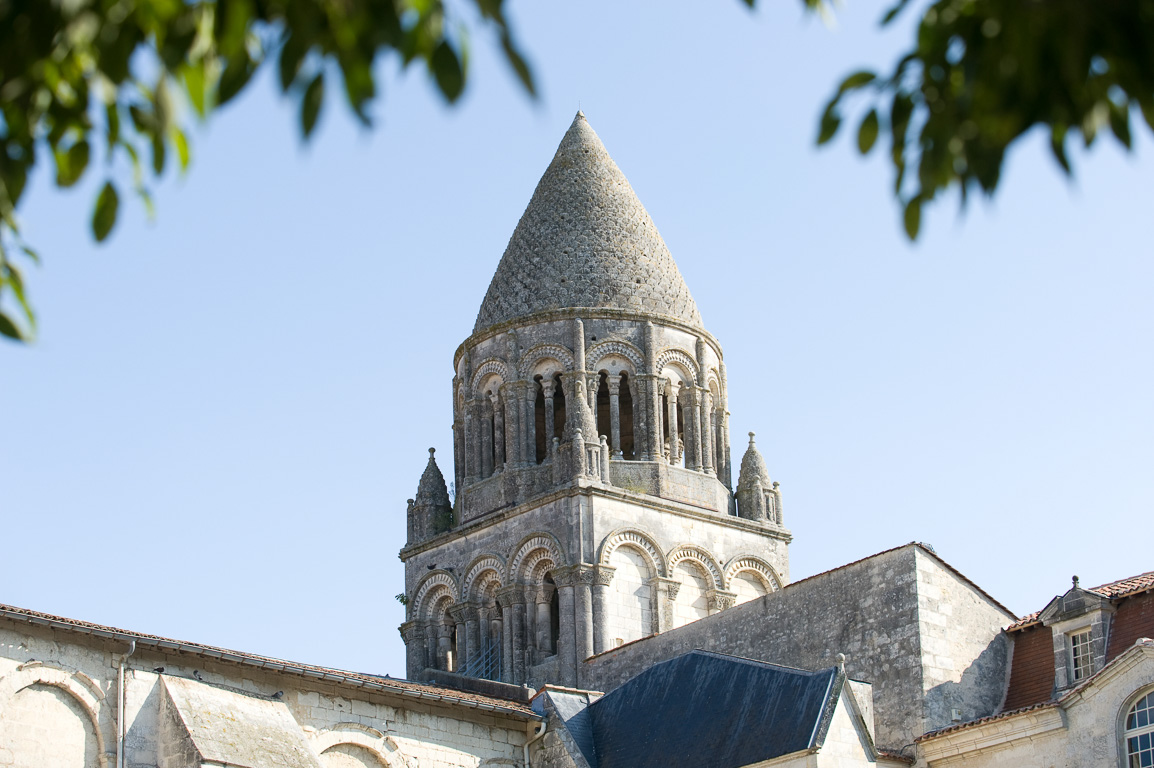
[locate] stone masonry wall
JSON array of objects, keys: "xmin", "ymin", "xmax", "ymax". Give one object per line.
[
  {"xmin": 582, "ymin": 544, "xmax": 1013, "ymax": 751},
  {"xmin": 0, "ymin": 618, "xmax": 531, "ymax": 768}
]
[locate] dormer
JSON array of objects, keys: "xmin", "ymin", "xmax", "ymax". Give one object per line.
[{"xmin": 1038, "ymin": 576, "xmax": 1116, "ymax": 691}]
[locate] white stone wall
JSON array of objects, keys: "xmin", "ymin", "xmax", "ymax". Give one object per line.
[
  {"xmin": 671, "ymin": 561, "xmax": 710, "ymax": 629},
  {"xmin": 605, "ymin": 546, "xmax": 654, "ymax": 645},
  {"xmin": 918, "ymin": 644, "xmax": 1154, "ymax": 767},
  {"xmin": 0, "ymin": 619, "xmax": 531, "ymax": 768}
]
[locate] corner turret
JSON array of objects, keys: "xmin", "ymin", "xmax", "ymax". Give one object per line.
[
  {"xmin": 407, "ymin": 448, "xmax": 453, "ymax": 545},
  {"xmin": 736, "ymin": 432, "xmax": 783, "ymax": 525}
]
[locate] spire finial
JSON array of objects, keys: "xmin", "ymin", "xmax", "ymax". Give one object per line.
[
  {"xmin": 428, "ymin": 447, "xmax": 436, "ymax": 458},
  {"xmin": 1072, "ymin": 575, "xmax": 1080, "ymax": 589},
  {"xmin": 748, "ymin": 431, "xmax": 756, "ymax": 444}
]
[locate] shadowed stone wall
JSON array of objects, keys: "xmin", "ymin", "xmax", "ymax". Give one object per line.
[{"xmin": 582, "ymin": 544, "xmax": 1013, "ymax": 751}]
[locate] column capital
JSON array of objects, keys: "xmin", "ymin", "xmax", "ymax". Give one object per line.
[
  {"xmin": 552, "ymin": 563, "xmax": 598, "ymax": 587},
  {"xmin": 534, "ymin": 583, "xmax": 556, "ymax": 604},
  {"xmin": 593, "ymin": 565, "xmax": 616, "ymax": 587},
  {"xmin": 448, "ymin": 602, "xmax": 478, "ymax": 623},
  {"xmin": 648, "ymin": 576, "xmax": 682, "ymax": 600},
  {"xmin": 541, "ymin": 378, "xmax": 557, "ymax": 398},
  {"xmin": 399, "ymin": 620, "xmax": 425, "ymax": 643},
  {"xmin": 495, "ymin": 585, "xmax": 527, "ymax": 607},
  {"xmin": 705, "ymin": 589, "xmax": 738, "ymax": 612},
  {"xmin": 607, "ymin": 376, "xmax": 621, "ymax": 396}
]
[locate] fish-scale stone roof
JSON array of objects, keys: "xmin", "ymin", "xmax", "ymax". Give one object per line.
[
  {"xmin": 737, "ymin": 432, "xmax": 772, "ymax": 491},
  {"xmin": 473, "ymin": 112, "xmax": 703, "ymax": 334}
]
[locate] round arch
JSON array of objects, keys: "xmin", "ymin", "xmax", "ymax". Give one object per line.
[
  {"xmin": 598, "ymin": 528, "xmax": 666, "ymax": 578},
  {"xmin": 587, "ymin": 341, "xmax": 644, "ymax": 374},
  {"xmin": 0, "ymin": 662, "xmax": 115, "ymax": 768},
  {"xmin": 667, "ymin": 545, "xmax": 723, "ymax": 590},
  {"xmin": 461, "ymin": 554, "xmax": 505, "ymax": 601},
  {"xmin": 507, "ymin": 532, "xmax": 566, "ymax": 583},
  {"xmin": 312, "ymin": 723, "xmax": 409, "ymax": 767},
  {"xmin": 723, "ymin": 555, "xmax": 784, "ymax": 592},
  {"xmin": 411, "ymin": 570, "xmax": 459, "ymax": 620},
  {"xmin": 470, "ymin": 359, "xmax": 511, "ymax": 394},
  {"xmin": 519, "ymin": 344, "xmax": 575, "ymax": 378}
]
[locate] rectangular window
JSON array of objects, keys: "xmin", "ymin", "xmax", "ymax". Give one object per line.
[{"xmin": 1070, "ymin": 630, "xmax": 1095, "ymax": 681}]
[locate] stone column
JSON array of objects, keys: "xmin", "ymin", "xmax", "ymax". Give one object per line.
[
  {"xmin": 399, "ymin": 621, "xmax": 426, "ymax": 679},
  {"xmin": 502, "ymin": 383, "xmax": 520, "ymax": 468},
  {"xmin": 682, "ymin": 396, "xmax": 700, "ymax": 471},
  {"xmin": 629, "ymin": 376, "xmax": 641, "ymax": 461},
  {"xmin": 465, "ymin": 610, "xmax": 480, "ymax": 673},
  {"xmin": 608, "ymin": 376, "xmax": 623, "ymax": 458},
  {"xmin": 481, "ymin": 397, "xmax": 494, "ymax": 478},
  {"xmin": 652, "ymin": 378, "xmax": 665, "ymax": 461},
  {"xmin": 449, "ymin": 604, "xmax": 471, "ymax": 671},
  {"xmin": 650, "ymin": 577, "xmax": 682, "ymax": 634},
  {"xmin": 542, "ymin": 378, "xmax": 557, "ymax": 460},
  {"xmin": 512, "ymin": 596, "xmax": 528, "ymax": 683},
  {"xmin": 592, "ymin": 565, "xmax": 616, "ymax": 655},
  {"xmin": 535, "ymin": 584, "xmax": 555, "ymax": 655},
  {"xmin": 522, "ymin": 382, "xmax": 537, "ymax": 466},
  {"xmin": 464, "ymin": 409, "xmax": 477, "ymax": 485},
  {"xmin": 600, "ymin": 435, "xmax": 610, "ymax": 484},
  {"xmin": 700, "ymin": 390, "xmax": 714, "ymax": 475},
  {"xmin": 424, "ymin": 620, "xmax": 439, "ymax": 672},
  {"xmin": 555, "ymin": 564, "xmax": 597, "ymax": 686},
  {"xmin": 496, "ymin": 588, "xmax": 516, "ymax": 683},
  {"xmin": 492, "ymin": 392, "xmax": 506, "ymax": 473},
  {"xmin": 555, "ymin": 577, "xmax": 577, "ymax": 687},
  {"xmin": 666, "ymin": 381, "xmax": 681, "ymax": 465},
  {"xmin": 689, "ymin": 389, "xmax": 704, "ymax": 473},
  {"xmin": 719, "ymin": 360, "xmax": 733, "ymax": 489},
  {"xmin": 588, "ymin": 373, "xmax": 599, "ymax": 412}
]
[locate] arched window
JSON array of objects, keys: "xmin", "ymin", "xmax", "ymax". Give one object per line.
[{"xmin": 1126, "ymin": 689, "xmax": 1154, "ymax": 767}]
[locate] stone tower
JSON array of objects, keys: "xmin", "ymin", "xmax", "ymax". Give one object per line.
[{"xmin": 399, "ymin": 112, "xmax": 791, "ymax": 689}]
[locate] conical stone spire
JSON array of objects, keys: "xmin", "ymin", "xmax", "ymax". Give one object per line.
[
  {"xmin": 408, "ymin": 448, "xmax": 453, "ymax": 544},
  {"xmin": 737, "ymin": 432, "xmax": 772, "ymax": 491},
  {"xmin": 473, "ymin": 111, "xmax": 703, "ymax": 334}
]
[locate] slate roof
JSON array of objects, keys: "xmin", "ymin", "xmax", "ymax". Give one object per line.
[
  {"xmin": 582, "ymin": 650, "xmax": 842, "ymax": 768},
  {"xmin": 1006, "ymin": 570, "xmax": 1154, "ymax": 631},
  {"xmin": 0, "ymin": 602, "xmax": 536, "ymax": 718},
  {"xmin": 473, "ymin": 112, "xmax": 703, "ymax": 334}
]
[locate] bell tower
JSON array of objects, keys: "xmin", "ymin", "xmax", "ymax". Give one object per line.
[{"xmin": 399, "ymin": 112, "xmax": 791, "ymax": 689}]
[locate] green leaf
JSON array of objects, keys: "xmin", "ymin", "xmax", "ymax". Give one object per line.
[
  {"xmin": 1050, "ymin": 124, "xmax": 1071, "ymax": 174},
  {"xmin": 183, "ymin": 62, "xmax": 209, "ymax": 118},
  {"xmin": 20, "ymin": 245, "xmax": 41, "ymax": 264},
  {"xmin": 857, "ymin": 109, "xmax": 879, "ymax": 154},
  {"xmin": 55, "ymin": 141, "xmax": 91, "ymax": 187},
  {"xmin": 219, "ymin": 54, "xmax": 255, "ymax": 106},
  {"xmin": 880, "ymin": 0, "xmax": 913, "ymax": 25},
  {"xmin": 837, "ymin": 70, "xmax": 876, "ymax": 95},
  {"xmin": 171, "ymin": 127, "xmax": 191, "ymax": 172},
  {"xmin": 500, "ymin": 32, "xmax": 535, "ymax": 97},
  {"xmin": 152, "ymin": 134, "xmax": 167, "ymax": 175},
  {"xmin": 106, "ymin": 103, "xmax": 121, "ymax": 151},
  {"xmin": 301, "ymin": 73, "xmax": 324, "ymax": 139},
  {"xmin": 92, "ymin": 182, "xmax": 120, "ymax": 242},
  {"xmin": 817, "ymin": 106, "xmax": 841, "ymax": 145},
  {"xmin": 0, "ymin": 311, "xmax": 26, "ymax": 341},
  {"xmin": 903, "ymin": 197, "xmax": 921, "ymax": 240},
  {"xmin": 431, "ymin": 41, "xmax": 465, "ymax": 102},
  {"xmin": 1109, "ymin": 102, "xmax": 1131, "ymax": 149},
  {"xmin": 279, "ymin": 33, "xmax": 308, "ymax": 92}
]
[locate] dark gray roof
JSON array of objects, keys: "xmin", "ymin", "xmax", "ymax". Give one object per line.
[
  {"xmin": 584, "ymin": 650, "xmax": 842, "ymax": 768},
  {"xmin": 473, "ymin": 112, "xmax": 703, "ymax": 334}
]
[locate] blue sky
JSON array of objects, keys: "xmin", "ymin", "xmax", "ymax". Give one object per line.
[{"xmin": 4, "ymin": 2, "xmax": 1151, "ymax": 676}]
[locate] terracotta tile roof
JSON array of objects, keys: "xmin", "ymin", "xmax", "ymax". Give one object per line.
[
  {"xmin": 1006, "ymin": 570, "xmax": 1154, "ymax": 632},
  {"xmin": 0, "ymin": 603, "xmax": 537, "ymax": 719}
]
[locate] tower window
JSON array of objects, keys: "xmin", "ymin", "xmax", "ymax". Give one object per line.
[{"xmin": 1069, "ymin": 629, "xmax": 1094, "ymax": 681}]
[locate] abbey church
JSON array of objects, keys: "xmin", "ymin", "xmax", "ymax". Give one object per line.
[{"xmin": 1, "ymin": 113, "xmax": 1152, "ymax": 768}]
